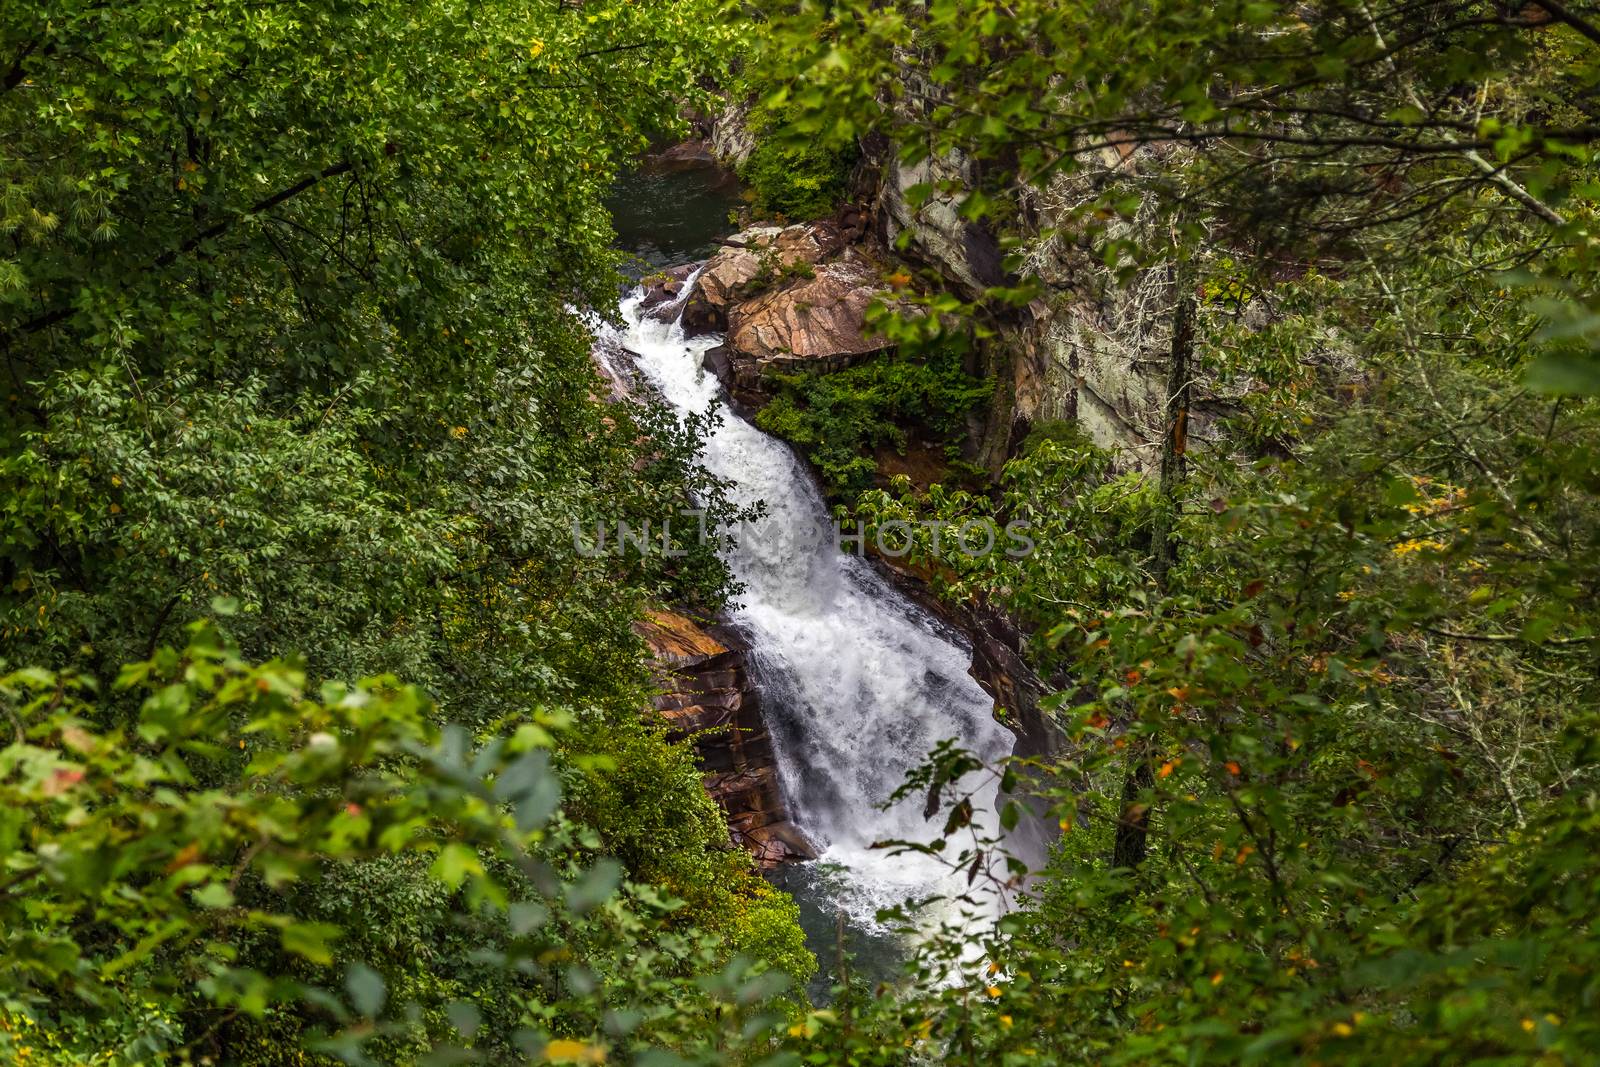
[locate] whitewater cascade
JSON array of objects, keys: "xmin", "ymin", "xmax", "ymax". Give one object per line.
[{"xmin": 597, "ymin": 286, "xmax": 1014, "ymax": 930}]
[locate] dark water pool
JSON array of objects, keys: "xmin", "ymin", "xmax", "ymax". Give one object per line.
[
  {"xmin": 607, "ymin": 163, "xmax": 743, "ymax": 276},
  {"xmin": 768, "ymin": 862, "xmax": 914, "ymax": 1003}
]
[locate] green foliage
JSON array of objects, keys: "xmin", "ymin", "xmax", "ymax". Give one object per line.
[
  {"xmin": 739, "ymin": 105, "xmax": 857, "ymax": 221},
  {"xmin": 809, "ymin": 250, "xmax": 1600, "ymax": 1063},
  {"xmin": 0, "ymin": 623, "xmax": 803, "ymax": 1064},
  {"xmin": 742, "ymin": 2, "xmax": 1600, "ymax": 1060},
  {"xmin": 0, "ymin": 0, "xmax": 745, "ymax": 686},
  {"xmin": 857, "ymin": 432, "xmax": 1156, "ymax": 652},
  {"xmin": 560, "ymin": 719, "xmax": 816, "ymax": 994},
  {"xmin": 754, "ymin": 347, "xmax": 991, "ymax": 497},
  {"xmin": 0, "ymin": 0, "xmax": 812, "ymax": 1059},
  {"xmin": 12, "ymin": 0, "xmax": 1600, "ymax": 1061}
]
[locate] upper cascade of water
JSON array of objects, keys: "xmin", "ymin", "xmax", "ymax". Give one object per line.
[{"xmin": 600, "ymin": 288, "xmax": 1015, "ymax": 929}]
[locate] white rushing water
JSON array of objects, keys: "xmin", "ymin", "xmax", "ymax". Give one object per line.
[{"xmin": 598, "ymin": 287, "xmax": 1014, "ymax": 930}]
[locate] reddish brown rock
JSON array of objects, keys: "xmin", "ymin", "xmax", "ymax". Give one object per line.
[
  {"xmin": 680, "ymin": 221, "xmax": 905, "ymax": 408},
  {"xmin": 726, "ymin": 253, "xmax": 891, "ymax": 365},
  {"xmin": 634, "ymin": 610, "xmax": 815, "ymax": 867},
  {"xmin": 682, "ymin": 222, "xmax": 845, "ymax": 335}
]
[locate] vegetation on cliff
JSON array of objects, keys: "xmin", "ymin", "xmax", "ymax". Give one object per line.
[
  {"xmin": 754, "ymin": 344, "xmax": 991, "ymax": 496},
  {"xmin": 5, "ymin": 0, "xmax": 1600, "ymax": 1063},
  {"xmin": 751, "ymin": 0, "xmax": 1600, "ymax": 1062}
]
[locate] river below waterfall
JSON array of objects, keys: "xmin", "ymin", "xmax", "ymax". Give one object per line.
[{"xmin": 604, "ymin": 164, "xmax": 1013, "ymax": 998}]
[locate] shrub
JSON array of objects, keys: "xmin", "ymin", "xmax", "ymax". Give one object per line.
[
  {"xmin": 739, "ymin": 109, "xmax": 857, "ymax": 222},
  {"xmin": 755, "ymin": 348, "xmax": 992, "ymax": 498}
]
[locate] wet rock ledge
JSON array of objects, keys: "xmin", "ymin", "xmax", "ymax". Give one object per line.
[{"xmin": 634, "ymin": 610, "xmax": 815, "ymax": 868}]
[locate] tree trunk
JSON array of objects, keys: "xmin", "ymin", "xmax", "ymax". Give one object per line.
[
  {"xmin": 1112, "ymin": 267, "xmax": 1195, "ymax": 874},
  {"xmin": 1111, "ymin": 757, "xmax": 1154, "ymax": 870},
  {"xmin": 1149, "ymin": 274, "xmax": 1195, "ymax": 592}
]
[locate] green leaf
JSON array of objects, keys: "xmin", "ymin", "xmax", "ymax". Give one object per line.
[
  {"xmin": 1526, "ymin": 352, "xmax": 1600, "ymax": 396},
  {"xmin": 566, "ymin": 860, "xmax": 623, "ymax": 915},
  {"xmin": 345, "ymin": 962, "xmax": 386, "ymax": 1018},
  {"xmin": 432, "ymin": 842, "xmax": 482, "ymax": 891},
  {"xmin": 446, "ymin": 1000, "xmax": 481, "ymax": 1040},
  {"xmin": 281, "ymin": 921, "xmax": 342, "ymax": 965},
  {"xmin": 192, "ymin": 883, "xmax": 235, "ymax": 909}
]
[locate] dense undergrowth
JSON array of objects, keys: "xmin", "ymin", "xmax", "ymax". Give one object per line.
[
  {"xmin": 754, "ymin": 345, "xmax": 991, "ymax": 497},
  {"xmin": 0, "ymin": 0, "xmax": 808, "ymax": 1062}
]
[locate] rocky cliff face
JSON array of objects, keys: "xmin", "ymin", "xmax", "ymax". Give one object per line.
[
  {"xmin": 691, "ymin": 104, "xmax": 1235, "ymax": 470},
  {"xmin": 634, "ymin": 610, "xmax": 814, "ymax": 868},
  {"xmin": 869, "ymin": 140, "xmax": 1251, "ymax": 472},
  {"xmin": 709, "ymin": 100, "xmax": 756, "ymax": 169}
]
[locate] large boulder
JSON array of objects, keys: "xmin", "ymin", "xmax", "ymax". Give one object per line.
[
  {"xmin": 634, "ymin": 610, "xmax": 815, "ymax": 868},
  {"xmin": 682, "ymin": 222, "xmax": 843, "ymax": 335},
  {"xmin": 679, "ymin": 222, "xmax": 901, "ymax": 407},
  {"xmin": 706, "ymin": 249, "xmax": 900, "ymax": 404},
  {"xmin": 727, "ymin": 253, "xmax": 890, "ymax": 365}
]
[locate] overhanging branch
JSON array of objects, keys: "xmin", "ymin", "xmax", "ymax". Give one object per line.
[{"xmin": 2, "ymin": 161, "xmax": 354, "ymax": 349}]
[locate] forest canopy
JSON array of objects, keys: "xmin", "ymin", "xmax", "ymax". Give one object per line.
[{"xmin": 4, "ymin": 0, "xmax": 1600, "ymax": 1063}]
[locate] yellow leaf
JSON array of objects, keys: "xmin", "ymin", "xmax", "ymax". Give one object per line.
[{"xmin": 543, "ymin": 1039, "xmax": 605, "ymax": 1064}]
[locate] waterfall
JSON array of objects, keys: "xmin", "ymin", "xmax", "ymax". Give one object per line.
[{"xmin": 600, "ymin": 288, "xmax": 1014, "ymax": 934}]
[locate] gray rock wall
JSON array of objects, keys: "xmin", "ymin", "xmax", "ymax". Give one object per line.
[{"xmin": 869, "ymin": 140, "xmax": 1241, "ymax": 473}]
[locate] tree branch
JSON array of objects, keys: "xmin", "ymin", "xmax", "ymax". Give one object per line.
[
  {"xmin": 1527, "ymin": 0, "xmax": 1600, "ymax": 45},
  {"xmin": 154, "ymin": 161, "xmax": 353, "ymax": 267},
  {"xmin": 1, "ymin": 162, "xmax": 353, "ymax": 348},
  {"xmin": 2, "ymin": 39, "xmax": 44, "ymax": 92}
]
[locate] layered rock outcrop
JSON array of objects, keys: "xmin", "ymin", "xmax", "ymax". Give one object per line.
[
  {"xmin": 673, "ymin": 221, "xmax": 900, "ymax": 408},
  {"xmin": 709, "ymin": 101, "xmax": 756, "ymax": 168},
  {"xmin": 634, "ymin": 610, "xmax": 814, "ymax": 868},
  {"xmin": 681, "ymin": 222, "xmax": 843, "ymax": 332}
]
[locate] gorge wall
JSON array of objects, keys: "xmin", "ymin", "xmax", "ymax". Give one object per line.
[
  {"xmin": 868, "ymin": 140, "xmax": 1226, "ymax": 474},
  {"xmin": 634, "ymin": 610, "xmax": 814, "ymax": 868},
  {"xmin": 624, "ymin": 115, "xmax": 1243, "ymax": 863}
]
